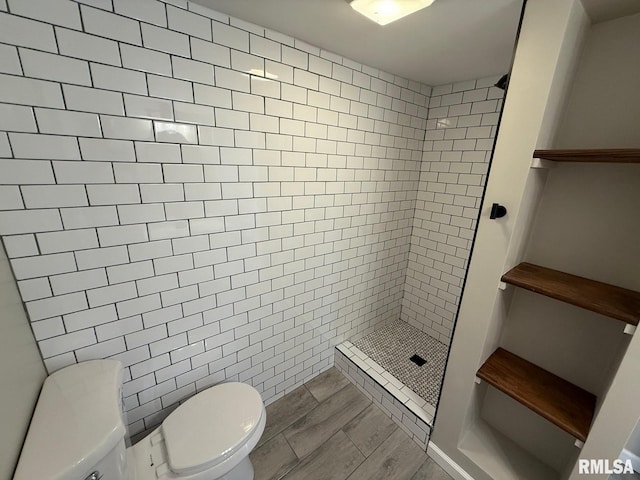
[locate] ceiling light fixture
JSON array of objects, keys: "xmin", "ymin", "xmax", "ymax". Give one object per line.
[{"xmin": 349, "ymin": 0, "xmax": 436, "ymax": 26}]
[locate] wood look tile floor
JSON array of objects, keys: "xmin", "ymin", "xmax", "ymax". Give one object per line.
[
  {"xmin": 610, "ymin": 472, "xmax": 640, "ymax": 480},
  {"xmin": 250, "ymin": 368, "xmax": 453, "ymax": 480}
]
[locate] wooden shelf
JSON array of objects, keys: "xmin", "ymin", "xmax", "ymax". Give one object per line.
[
  {"xmin": 477, "ymin": 348, "xmax": 596, "ymax": 442},
  {"xmin": 533, "ymin": 148, "xmax": 640, "ymax": 163},
  {"xmin": 502, "ymin": 263, "xmax": 640, "ymax": 326}
]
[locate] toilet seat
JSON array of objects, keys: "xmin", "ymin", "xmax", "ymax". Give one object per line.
[
  {"xmin": 161, "ymin": 382, "xmax": 264, "ymax": 476},
  {"xmin": 14, "ymin": 359, "xmax": 266, "ymax": 480}
]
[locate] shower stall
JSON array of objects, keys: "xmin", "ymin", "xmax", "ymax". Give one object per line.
[
  {"xmin": 335, "ymin": 74, "xmax": 508, "ymax": 448},
  {"xmin": 0, "ymin": 0, "xmax": 519, "ymax": 452}
]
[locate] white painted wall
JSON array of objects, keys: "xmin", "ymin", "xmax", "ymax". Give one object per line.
[
  {"xmin": 556, "ymin": 12, "xmax": 640, "ymax": 148},
  {"xmin": 431, "ymin": 2, "xmax": 640, "ymax": 479},
  {"xmin": 0, "ymin": 242, "xmax": 46, "ymax": 479},
  {"xmin": 553, "ymin": 10, "xmax": 640, "ymax": 480}
]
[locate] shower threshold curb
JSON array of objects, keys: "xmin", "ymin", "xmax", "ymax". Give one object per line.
[{"xmin": 334, "ymin": 342, "xmax": 434, "ymax": 450}]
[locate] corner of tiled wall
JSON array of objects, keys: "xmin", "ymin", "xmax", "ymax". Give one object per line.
[
  {"xmin": 401, "ymin": 75, "xmax": 505, "ymax": 345},
  {"xmin": 0, "ymin": 0, "xmax": 433, "ymax": 436}
]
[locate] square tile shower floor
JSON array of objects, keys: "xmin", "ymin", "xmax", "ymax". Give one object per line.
[{"xmin": 353, "ymin": 320, "xmax": 448, "ymax": 407}]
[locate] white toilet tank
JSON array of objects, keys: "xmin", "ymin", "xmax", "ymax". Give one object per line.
[{"xmin": 13, "ymin": 360, "xmax": 128, "ymax": 480}]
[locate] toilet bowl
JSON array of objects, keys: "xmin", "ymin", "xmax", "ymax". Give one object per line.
[{"xmin": 13, "ymin": 360, "xmax": 266, "ymax": 480}]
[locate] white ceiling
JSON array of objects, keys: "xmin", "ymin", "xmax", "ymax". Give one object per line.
[
  {"xmin": 191, "ymin": 0, "xmax": 524, "ymax": 86},
  {"xmin": 190, "ymin": 0, "xmax": 640, "ymax": 87}
]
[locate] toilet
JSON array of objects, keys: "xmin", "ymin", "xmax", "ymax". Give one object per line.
[{"xmin": 13, "ymin": 359, "xmax": 266, "ymax": 480}]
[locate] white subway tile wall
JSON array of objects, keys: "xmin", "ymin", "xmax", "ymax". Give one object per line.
[
  {"xmin": 0, "ymin": 0, "xmax": 438, "ymax": 436},
  {"xmin": 400, "ymin": 77, "xmax": 504, "ymax": 344}
]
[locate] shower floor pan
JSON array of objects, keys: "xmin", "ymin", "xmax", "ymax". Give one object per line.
[{"xmin": 335, "ymin": 320, "xmax": 447, "ymax": 447}]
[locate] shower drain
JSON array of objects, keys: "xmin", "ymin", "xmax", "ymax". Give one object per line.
[{"xmin": 409, "ymin": 354, "xmax": 427, "ymax": 367}]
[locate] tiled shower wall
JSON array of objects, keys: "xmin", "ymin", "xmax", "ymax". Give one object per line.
[
  {"xmin": 0, "ymin": 0, "xmax": 430, "ymax": 434},
  {"xmin": 401, "ymin": 78, "xmax": 504, "ymax": 343}
]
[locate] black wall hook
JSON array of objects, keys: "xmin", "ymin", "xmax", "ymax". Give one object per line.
[{"xmin": 490, "ymin": 203, "xmax": 507, "ymax": 219}]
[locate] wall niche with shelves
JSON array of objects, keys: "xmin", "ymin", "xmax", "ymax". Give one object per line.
[
  {"xmin": 467, "ymin": 6, "xmax": 640, "ymax": 480},
  {"xmin": 478, "ymin": 154, "xmax": 639, "ymax": 476}
]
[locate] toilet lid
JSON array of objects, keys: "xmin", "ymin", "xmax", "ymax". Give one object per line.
[{"xmin": 162, "ymin": 382, "xmax": 263, "ymax": 475}]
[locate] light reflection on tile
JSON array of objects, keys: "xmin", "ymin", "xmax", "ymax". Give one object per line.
[{"xmin": 154, "ymin": 121, "xmax": 197, "ymax": 144}]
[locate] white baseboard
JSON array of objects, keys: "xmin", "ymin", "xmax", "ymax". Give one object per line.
[
  {"xmin": 427, "ymin": 443, "xmax": 475, "ymax": 480},
  {"xmin": 426, "ymin": 443, "xmax": 639, "ymax": 480},
  {"xmin": 620, "ymin": 448, "xmax": 640, "ymax": 473}
]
